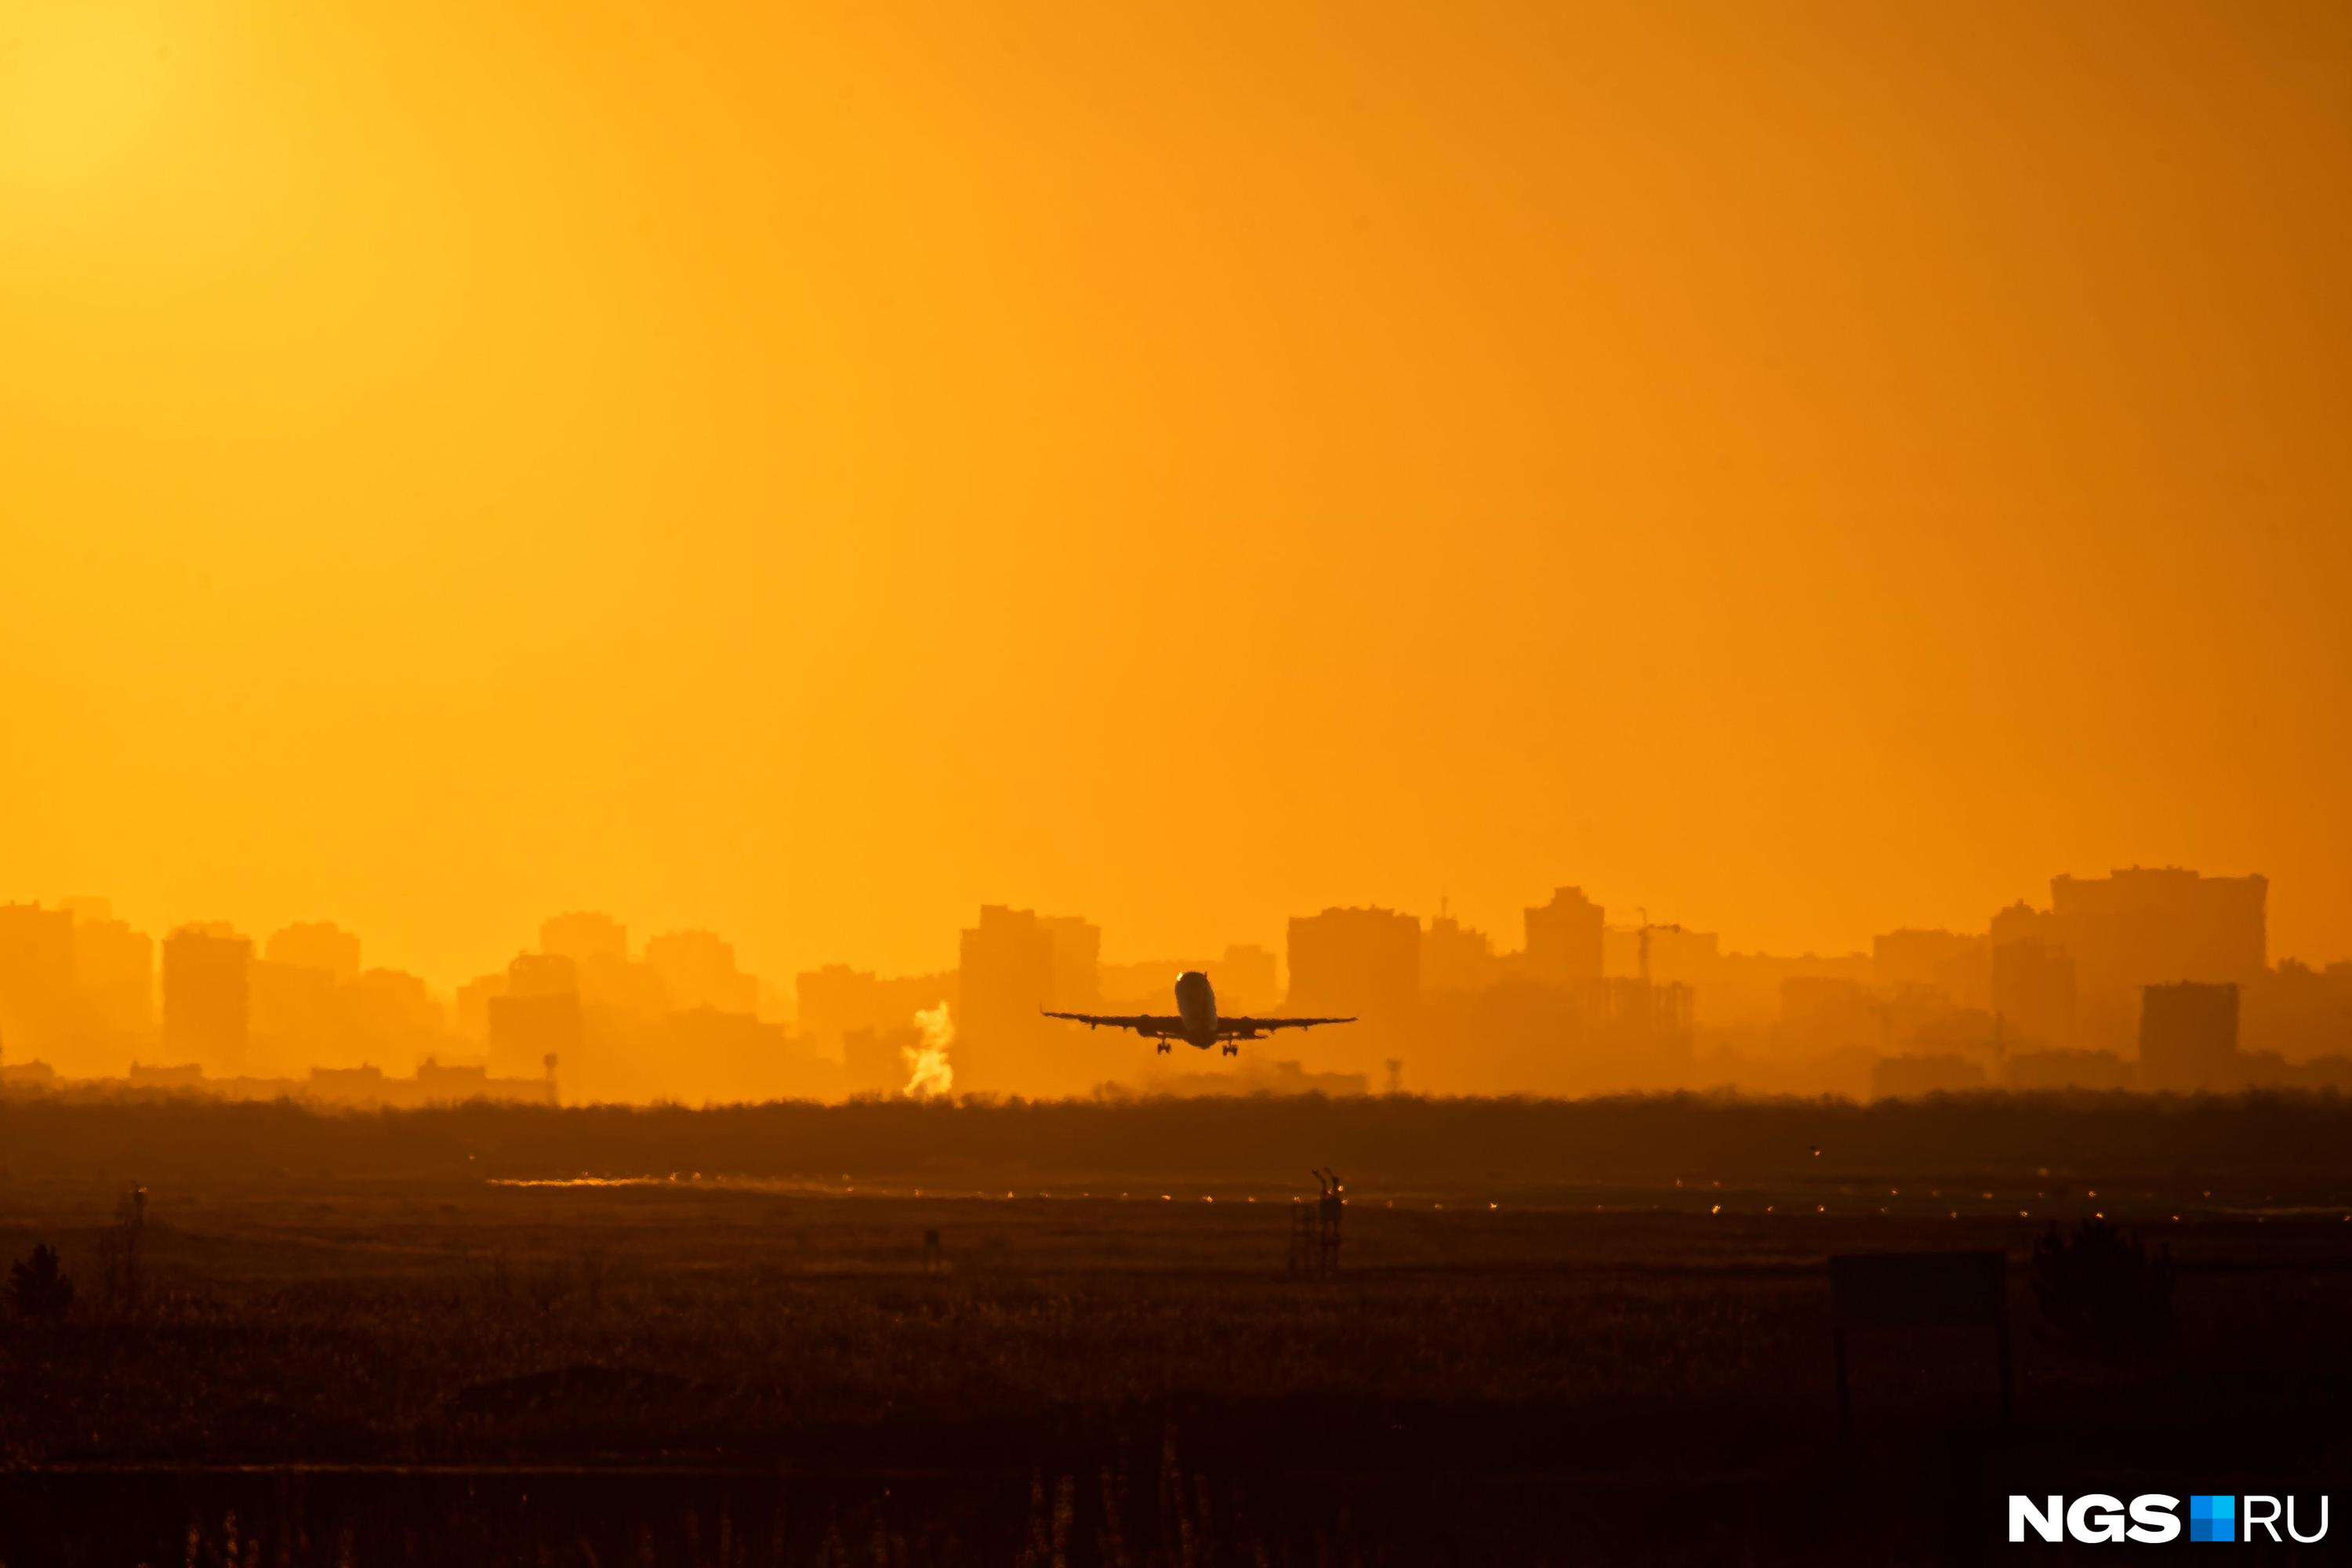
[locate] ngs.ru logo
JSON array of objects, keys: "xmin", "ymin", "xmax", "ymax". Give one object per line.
[{"xmin": 2010, "ymin": 1494, "xmax": 2328, "ymax": 1544}]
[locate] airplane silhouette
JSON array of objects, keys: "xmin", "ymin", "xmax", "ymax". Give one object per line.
[{"xmin": 1046, "ymin": 971, "xmax": 1354, "ymax": 1056}]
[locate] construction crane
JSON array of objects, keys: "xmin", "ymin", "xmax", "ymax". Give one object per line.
[{"xmin": 1633, "ymin": 907, "xmax": 1684, "ymax": 988}]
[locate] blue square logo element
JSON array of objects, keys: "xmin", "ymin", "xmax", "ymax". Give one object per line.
[{"xmin": 2190, "ymin": 1495, "xmax": 2235, "ymax": 1543}]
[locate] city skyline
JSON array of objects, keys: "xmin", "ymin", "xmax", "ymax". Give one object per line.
[
  {"xmin": 2, "ymin": 857, "xmax": 2339, "ymax": 1004},
  {"xmin": 8, "ymin": 862, "xmax": 2346, "ymax": 1106},
  {"xmin": 1, "ymin": 858, "xmax": 2329, "ymax": 1007}
]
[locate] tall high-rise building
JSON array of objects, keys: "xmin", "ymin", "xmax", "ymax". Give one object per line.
[
  {"xmin": 249, "ymin": 958, "xmax": 342, "ymax": 1071},
  {"xmin": 0, "ymin": 902, "xmax": 75, "ymax": 1062},
  {"xmin": 266, "ymin": 922, "xmax": 362, "ymax": 983},
  {"xmin": 488, "ymin": 952, "xmax": 582, "ymax": 1082},
  {"xmin": 452, "ymin": 971, "xmax": 509, "ymax": 1044},
  {"xmin": 2043, "ymin": 868, "xmax": 2267, "ymax": 1052},
  {"xmin": 645, "ymin": 930, "xmax": 759, "ymax": 1015},
  {"xmin": 797, "ymin": 964, "xmax": 881, "ymax": 1044},
  {"xmin": 1289, "ymin": 902, "xmax": 1411, "ymax": 1034},
  {"xmin": 1421, "ymin": 914, "xmax": 1500, "ymax": 995},
  {"xmin": 162, "ymin": 925, "xmax": 253, "ymax": 1074},
  {"xmin": 2050, "ymin": 869, "xmax": 2267, "ymax": 988},
  {"xmin": 1213, "ymin": 945, "xmax": 1280, "ymax": 1014},
  {"xmin": 68, "ymin": 908, "xmax": 154, "ymax": 1040},
  {"xmin": 1040, "ymin": 915, "xmax": 1102, "ymax": 1013},
  {"xmin": 540, "ymin": 912, "xmax": 630, "ymax": 967},
  {"xmin": 956, "ymin": 905, "xmax": 1060, "ymax": 1093},
  {"xmin": 349, "ymin": 968, "xmax": 443, "ymax": 1069},
  {"xmin": 1523, "ymin": 887, "xmax": 1605, "ymax": 986}
]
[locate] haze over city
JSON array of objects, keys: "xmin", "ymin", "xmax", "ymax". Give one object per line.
[
  {"xmin": 5, "ymin": 863, "xmax": 2347, "ymax": 1108},
  {"xmin": 5, "ymin": 2, "xmax": 2349, "ymax": 998}
]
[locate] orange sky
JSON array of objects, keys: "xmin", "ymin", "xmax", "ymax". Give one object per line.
[{"xmin": 3, "ymin": 1, "xmax": 2347, "ymax": 990}]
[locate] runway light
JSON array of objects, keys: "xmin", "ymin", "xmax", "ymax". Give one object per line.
[
  {"xmin": 1160, "ymin": 1194, "xmax": 1171, "ymax": 1202},
  {"xmin": 1765, "ymin": 1205, "xmax": 1774, "ymax": 1214},
  {"xmin": 1488, "ymin": 1202, "xmax": 1498, "ymax": 1210},
  {"xmin": 1710, "ymin": 1204, "xmax": 1721, "ymax": 1214},
  {"xmin": 1817, "ymin": 1204, "xmax": 1825, "ymax": 1213},
  {"xmin": 2095, "ymin": 1211, "xmax": 2104, "ymax": 1219}
]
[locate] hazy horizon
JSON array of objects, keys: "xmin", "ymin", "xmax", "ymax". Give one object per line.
[{"xmin": 0, "ymin": 860, "xmax": 2338, "ymax": 1001}]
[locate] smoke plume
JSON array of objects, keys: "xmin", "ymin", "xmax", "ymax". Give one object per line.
[{"xmin": 905, "ymin": 1002, "xmax": 955, "ymax": 1098}]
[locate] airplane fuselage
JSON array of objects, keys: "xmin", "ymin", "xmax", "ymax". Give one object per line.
[{"xmin": 1174, "ymin": 970, "xmax": 1219, "ymax": 1049}]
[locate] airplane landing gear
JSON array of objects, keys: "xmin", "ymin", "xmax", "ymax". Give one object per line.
[
  {"xmin": 1156, "ymin": 1041, "xmax": 1171, "ymax": 1054},
  {"xmin": 1222, "ymin": 1043, "xmax": 1238, "ymax": 1057}
]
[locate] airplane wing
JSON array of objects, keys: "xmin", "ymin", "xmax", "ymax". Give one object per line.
[
  {"xmin": 1044, "ymin": 1011, "xmax": 1185, "ymax": 1036},
  {"xmin": 1216, "ymin": 1015, "xmax": 1355, "ymax": 1036}
]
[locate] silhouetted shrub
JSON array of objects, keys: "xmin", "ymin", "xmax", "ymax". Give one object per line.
[
  {"xmin": 9, "ymin": 1091, "xmax": 2352, "ymax": 1187},
  {"xmin": 2030, "ymin": 1218, "xmax": 2172, "ymax": 1346},
  {"xmin": 8, "ymin": 1243, "xmax": 74, "ymax": 1323}
]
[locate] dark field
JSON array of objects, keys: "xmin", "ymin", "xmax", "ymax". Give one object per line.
[{"xmin": 4, "ymin": 1094, "xmax": 2352, "ymax": 1564}]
